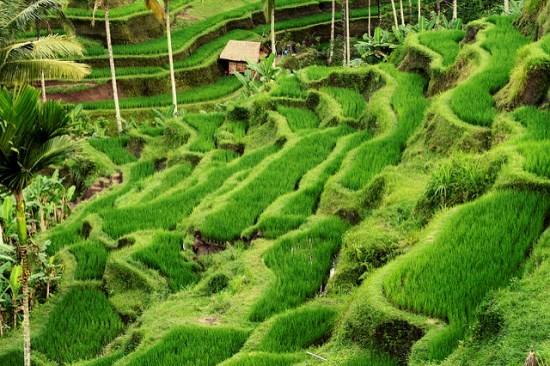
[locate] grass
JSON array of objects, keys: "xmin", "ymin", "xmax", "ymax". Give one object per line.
[
  {"xmin": 270, "ymin": 75, "xmax": 307, "ymax": 99},
  {"xmin": 513, "ymin": 106, "xmax": 550, "ymax": 141},
  {"xmin": 88, "ymin": 137, "xmax": 137, "ymax": 165},
  {"xmin": 69, "ymin": 240, "xmax": 109, "ymax": 281},
  {"xmin": 418, "ymin": 29, "xmax": 466, "ymax": 67},
  {"xmin": 341, "ymin": 66, "xmax": 428, "ymax": 190},
  {"xmin": 221, "ymin": 353, "xmax": 304, "ymax": 365},
  {"xmin": 126, "ymin": 326, "xmax": 249, "ymax": 366},
  {"xmin": 82, "ymin": 77, "xmax": 242, "ymax": 110},
  {"xmin": 249, "ymin": 217, "xmax": 349, "ymax": 322},
  {"xmin": 257, "ymin": 305, "xmax": 337, "ymax": 352},
  {"xmin": 384, "ymin": 191, "xmax": 550, "ymax": 359},
  {"xmin": 520, "ymin": 142, "xmax": 550, "ymax": 179},
  {"xmin": 198, "ymin": 126, "xmax": 351, "ymax": 242},
  {"xmin": 138, "ymin": 162, "xmax": 195, "ymax": 202},
  {"xmin": 451, "ymin": 16, "xmax": 530, "ymax": 126},
  {"xmin": 100, "ymin": 145, "xmax": 278, "ymax": 238},
  {"xmin": 33, "ymin": 286, "xmax": 124, "ymax": 363},
  {"xmin": 133, "ymin": 232, "xmax": 201, "ymax": 291},
  {"xmin": 185, "ymin": 113, "xmax": 225, "ymax": 152},
  {"xmin": 276, "ymin": 106, "xmax": 319, "ymax": 131},
  {"xmin": 321, "ymin": 87, "xmax": 366, "ymax": 119}
]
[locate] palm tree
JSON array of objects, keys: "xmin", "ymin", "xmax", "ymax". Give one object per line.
[
  {"xmin": 399, "ymin": 0, "xmax": 405, "ymax": 26},
  {"xmin": 345, "ymin": 0, "xmax": 350, "ymax": 65},
  {"xmin": 328, "ymin": 0, "xmax": 335, "ymax": 65},
  {"xmin": 452, "ymin": 0, "xmax": 457, "ymax": 19},
  {"xmin": 390, "ymin": 0, "xmax": 399, "ymax": 29},
  {"xmin": 504, "ymin": 0, "xmax": 509, "ymax": 14},
  {"xmin": 377, "ymin": 0, "xmax": 382, "ymax": 27},
  {"xmin": 0, "ymin": 0, "xmax": 89, "ymax": 85},
  {"xmin": 342, "ymin": 0, "xmax": 346, "ymax": 66},
  {"xmin": 0, "ymin": 86, "xmax": 76, "ymax": 366},
  {"xmin": 263, "ymin": 0, "xmax": 276, "ymax": 55},
  {"xmin": 92, "ymin": 0, "xmax": 123, "ymax": 132},
  {"xmin": 145, "ymin": 0, "xmax": 178, "ymax": 116},
  {"xmin": 368, "ymin": 0, "xmax": 372, "ymax": 37},
  {"xmin": 418, "ymin": 0, "xmax": 421, "ymax": 20}
]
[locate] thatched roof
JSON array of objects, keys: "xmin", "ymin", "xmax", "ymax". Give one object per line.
[{"xmin": 220, "ymin": 40, "xmax": 261, "ymax": 62}]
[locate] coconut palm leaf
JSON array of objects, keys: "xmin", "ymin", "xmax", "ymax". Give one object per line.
[
  {"xmin": 144, "ymin": 0, "xmax": 165, "ymax": 21},
  {"xmin": 2, "ymin": 35, "xmax": 85, "ymax": 61},
  {"xmin": 1, "ymin": 59, "xmax": 90, "ymax": 84},
  {"xmin": 3, "ymin": 0, "xmax": 68, "ymax": 30}
]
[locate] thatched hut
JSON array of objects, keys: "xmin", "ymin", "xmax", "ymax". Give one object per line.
[{"xmin": 219, "ymin": 40, "xmax": 266, "ymax": 74}]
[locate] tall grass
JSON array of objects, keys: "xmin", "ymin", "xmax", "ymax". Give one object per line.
[
  {"xmin": 513, "ymin": 106, "xmax": 550, "ymax": 141},
  {"xmin": 321, "ymin": 87, "xmax": 366, "ymax": 119},
  {"xmin": 384, "ymin": 191, "xmax": 550, "ymax": 358},
  {"xmin": 185, "ymin": 113, "xmax": 225, "ymax": 153},
  {"xmin": 270, "ymin": 75, "xmax": 307, "ymax": 99},
  {"xmin": 133, "ymin": 232, "xmax": 201, "ymax": 291},
  {"xmin": 418, "ymin": 29, "xmax": 465, "ymax": 67},
  {"xmin": 451, "ymin": 16, "xmax": 530, "ymax": 126},
  {"xmin": 257, "ymin": 306, "xmax": 337, "ymax": 352},
  {"xmin": 100, "ymin": 146, "xmax": 278, "ymax": 238},
  {"xmin": 127, "ymin": 326, "xmax": 249, "ymax": 366},
  {"xmin": 82, "ymin": 77, "xmax": 241, "ymax": 110},
  {"xmin": 250, "ymin": 217, "xmax": 349, "ymax": 321},
  {"xmin": 88, "ymin": 137, "xmax": 137, "ymax": 165},
  {"xmin": 341, "ymin": 66, "xmax": 428, "ymax": 190},
  {"xmin": 199, "ymin": 127, "xmax": 350, "ymax": 242},
  {"xmin": 33, "ymin": 286, "xmax": 124, "ymax": 363},
  {"xmin": 70, "ymin": 240, "xmax": 108, "ymax": 281},
  {"xmin": 139, "ymin": 162, "xmax": 194, "ymax": 202},
  {"xmin": 521, "ymin": 142, "xmax": 550, "ymax": 179},
  {"xmin": 277, "ymin": 106, "xmax": 319, "ymax": 131},
  {"xmin": 130, "ymin": 160, "xmax": 156, "ymax": 182}
]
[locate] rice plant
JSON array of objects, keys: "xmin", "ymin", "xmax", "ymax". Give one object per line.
[
  {"xmin": 249, "ymin": 217, "xmax": 349, "ymax": 322},
  {"xmin": 185, "ymin": 113, "xmax": 225, "ymax": 153},
  {"xmin": 33, "ymin": 286, "xmax": 124, "ymax": 363},
  {"xmin": 69, "ymin": 240, "xmax": 109, "ymax": 281},
  {"xmin": 221, "ymin": 352, "xmax": 304, "ymax": 365},
  {"xmin": 199, "ymin": 127, "xmax": 351, "ymax": 242},
  {"xmin": 513, "ymin": 106, "xmax": 550, "ymax": 141},
  {"xmin": 130, "ymin": 160, "xmax": 156, "ymax": 182},
  {"xmin": 521, "ymin": 142, "xmax": 550, "ymax": 179},
  {"xmin": 82, "ymin": 78, "xmax": 242, "ymax": 110},
  {"xmin": 88, "ymin": 137, "xmax": 137, "ymax": 165},
  {"xmin": 127, "ymin": 326, "xmax": 249, "ymax": 366},
  {"xmin": 100, "ymin": 145, "xmax": 278, "ymax": 238},
  {"xmin": 270, "ymin": 75, "xmax": 307, "ymax": 99},
  {"xmin": 384, "ymin": 191, "xmax": 550, "ymax": 358},
  {"xmin": 133, "ymin": 232, "xmax": 201, "ymax": 291},
  {"xmin": 138, "ymin": 162, "xmax": 194, "ymax": 202},
  {"xmin": 257, "ymin": 306, "xmax": 337, "ymax": 352},
  {"xmin": 341, "ymin": 66, "xmax": 428, "ymax": 190},
  {"xmin": 418, "ymin": 29, "xmax": 466, "ymax": 67},
  {"xmin": 451, "ymin": 16, "xmax": 530, "ymax": 126},
  {"xmin": 321, "ymin": 87, "xmax": 366, "ymax": 119},
  {"xmin": 277, "ymin": 106, "xmax": 319, "ymax": 131}
]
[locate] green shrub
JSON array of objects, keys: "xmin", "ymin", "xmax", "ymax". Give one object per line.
[{"xmin": 127, "ymin": 326, "xmax": 249, "ymax": 366}]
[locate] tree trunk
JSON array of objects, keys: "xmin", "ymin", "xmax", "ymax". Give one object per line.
[
  {"xmin": 368, "ymin": 0, "xmax": 371, "ymax": 37},
  {"xmin": 342, "ymin": 0, "xmax": 346, "ymax": 66},
  {"xmin": 165, "ymin": 0, "xmax": 178, "ymax": 116},
  {"xmin": 399, "ymin": 0, "xmax": 405, "ymax": 26},
  {"xmin": 15, "ymin": 192, "xmax": 31, "ymax": 366},
  {"xmin": 436, "ymin": 0, "xmax": 440, "ymax": 15},
  {"xmin": 418, "ymin": 0, "xmax": 421, "ymax": 20},
  {"xmin": 0, "ymin": 309, "xmax": 3, "ymax": 337},
  {"xmin": 453, "ymin": 0, "xmax": 457, "ymax": 20},
  {"xmin": 36, "ymin": 24, "xmax": 47, "ymax": 102},
  {"xmin": 377, "ymin": 0, "xmax": 382, "ymax": 27},
  {"xmin": 271, "ymin": 6, "xmax": 276, "ymax": 55},
  {"xmin": 390, "ymin": 0, "xmax": 399, "ymax": 29},
  {"xmin": 328, "ymin": 0, "xmax": 335, "ymax": 65},
  {"xmin": 504, "ymin": 0, "xmax": 509, "ymax": 14},
  {"xmin": 104, "ymin": 4, "xmax": 123, "ymax": 132},
  {"xmin": 0, "ymin": 223, "xmax": 4, "ymax": 246},
  {"xmin": 345, "ymin": 0, "xmax": 350, "ymax": 65}
]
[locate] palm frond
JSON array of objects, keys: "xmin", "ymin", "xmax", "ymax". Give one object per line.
[
  {"xmin": 1, "ymin": 35, "xmax": 86, "ymax": 63},
  {"xmin": 4, "ymin": 0, "xmax": 69, "ymax": 30},
  {"xmin": 0, "ymin": 58, "xmax": 90, "ymax": 84},
  {"xmin": 145, "ymin": 0, "xmax": 165, "ymax": 22}
]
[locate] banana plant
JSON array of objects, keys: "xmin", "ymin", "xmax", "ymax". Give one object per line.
[
  {"xmin": 6, "ymin": 265, "xmax": 22, "ymax": 329},
  {"xmin": 0, "ymin": 198, "xmax": 15, "ymax": 246},
  {"xmin": 0, "ymin": 244, "xmax": 14, "ymax": 337},
  {"xmin": 355, "ymin": 27, "xmax": 398, "ymax": 63}
]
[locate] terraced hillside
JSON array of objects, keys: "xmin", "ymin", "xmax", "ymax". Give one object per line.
[{"xmin": 1, "ymin": 3, "xmax": 550, "ymax": 366}]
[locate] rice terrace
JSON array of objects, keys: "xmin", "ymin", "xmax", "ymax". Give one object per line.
[{"xmin": 0, "ymin": 0, "xmax": 549, "ymax": 365}]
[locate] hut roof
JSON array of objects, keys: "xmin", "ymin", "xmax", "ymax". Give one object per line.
[{"xmin": 220, "ymin": 40, "xmax": 262, "ymax": 62}]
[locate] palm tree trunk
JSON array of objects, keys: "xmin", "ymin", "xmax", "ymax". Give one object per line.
[
  {"xmin": 390, "ymin": 0, "xmax": 399, "ymax": 29},
  {"xmin": 36, "ymin": 24, "xmax": 47, "ymax": 102},
  {"xmin": 377, "ymin": 0, "xmax": 382, "ymax": 27},
  {"xmin": 342, "ymin": 0, "xmax": 346, "ymax": 66},
  {"xmin": 104, "ymin": 4, "xmax": 123, "ymax": 132},
  {"xmin": 368, "ymin": 0, "xmax": 371, "ymax": 37},
  {"xmin": 165, "ymin": 0, "xmax": 178, "ymax": 116},
  {"xmin": 399, "ymin": 0, "xmax": 405, "ymax": 26},
  {"xmin": 418, "ymin": 0, "xmax": 421, "ymax": 20},
  {"xmin": 504, "ymin": 0, "xmax": 509, "ymax": 14},
  {"xmin": 436, "ymin": 0, "xmax": 440, "ymax": 15},
  {"xmin": 328, "ymin": 0, "xmax": 335, "ymax": 65},
  {"xmin": 271, "ymin": 6, "xmax": 276, "ymax": 55},
  {"xmin": 452, "ymin": 0, "xmax": 457, "ymax": 19},
  {"xmin": 15, "ymin": 192, "xmax": 30, "ymax": 366},
  {"xmin": 345, "ymin": 0, "xmax": 350, "ymax": 65}
]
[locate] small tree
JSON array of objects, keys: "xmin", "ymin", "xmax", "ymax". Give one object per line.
[{"xmin": 0, "ymin": 86, "xmax": 76, "ymax": 366}]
